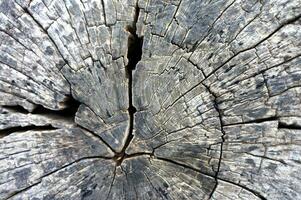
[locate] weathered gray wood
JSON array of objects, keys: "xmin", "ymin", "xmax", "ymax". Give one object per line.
[
  {"xmin": 0, "ymin": 0, "xmax": 300, "ymax": 199},
  {"xmin": 0, "ymin": 128, "xmax": 113, "ymax": 199}
]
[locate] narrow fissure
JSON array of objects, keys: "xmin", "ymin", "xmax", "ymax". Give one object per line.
[
  {"xmin": 2, "ymin": 96, "xmax": 80, "ymax": 119},
  {"xmin": 77, "ymin": 124, "xmax": 117, "ymax": 154},
  {"xmin": 0, "ymin": 125, "xmax": 56, "ymax": 138},
  {"xmin": 106, "ymin": 165, "xmax": 117, "ymax": 200},
  {"xmin": 114, "ymin": 4, "xmax": 143, "ymax": 166},
  {"xmin": 278, "ymin": 122, "xmax": 301, "ymax": 130},
  {"xmin": 1, "ymin": 105, "xmax": 29, "ymax": 114},
  {"xmin": 224, "ymin": 116, "xmax": 278, "ymax": 126},
  {"xmin": 32, "ymin": 97, "xmax": 80, "ymax": 118},
  {"xmin": 202, "ymin": 84, "xmax": 226, "ymax": 199},
  {"xmin": 203, "ymin": 91, "xmax": 267, "ymax": 200}
]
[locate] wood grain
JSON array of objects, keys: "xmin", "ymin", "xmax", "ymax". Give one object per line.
[{"xmin": 0, "ymin": 0, "xmax": 300, "ymax": 199}]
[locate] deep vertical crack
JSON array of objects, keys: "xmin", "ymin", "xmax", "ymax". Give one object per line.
[{"xmin": 114, "ymin": 3, "xmax": 143, "ymax": 165}]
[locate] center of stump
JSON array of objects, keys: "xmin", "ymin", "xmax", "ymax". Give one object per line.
[{"xmin": 113, "ymin": 152, "xmax": 127, "ymax": 166}]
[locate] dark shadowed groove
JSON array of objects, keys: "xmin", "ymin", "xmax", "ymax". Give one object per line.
[
  {"xmin": 22, "ymin": 5, "xmax": 118, "ymax": 153},
  {"xmin": 0, "ymin": 98, "xmax": 81, "ymax": 137},
  {"xmin": 202, "ymin": 84, "xmax": 226, "ymax": 199},
  {"xmin": 0, "ymin": 125, "xmax": 57, "ymax": 138},
  {"xmin": 0, "ymin": 97, "xmax": 81, "ymax": 138},
  {"xmin": 224, "ymin": 116, "xmax": 279, "ymax": 126},
  {"xmin": 100, "ymin": 0, "xmax": 107, "ymax": 25},
  {"xmin": 23, "ymin": 1, "xmax": 143, "ymax": 163},
  {"xmin": 278, "ymin": 122, "xmax": 301, "ymax": 130},
  {"xmin": 114, "ymin": 3, "xmax": 143, "ymax": 165},
  {"xmin": 2, "ymin": 105, "xmax": 29, "ymax": 114},
  {"xmin": 3, "ymin": 96, "xmax": 80, "ymax": 118},
  {"xmin": 32, "ymin": 96, "xmax": 81, "ymax": 118},
  {"xmin": 0, "ymin": 96, "xmax": 80, "ymax": 138}
]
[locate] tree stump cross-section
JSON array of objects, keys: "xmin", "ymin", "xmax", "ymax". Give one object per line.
[{"xmin": 0, "ymin": 0, "xmax": 301, "ymax": 199}]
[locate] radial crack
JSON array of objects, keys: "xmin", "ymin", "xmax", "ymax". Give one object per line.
[
  {"xmin": 0, "ymin": 97, "xmax": 80, "ymax": 138},
  {"xmin": 224, "ymin": 117, "xmax": 278, "ymax": 126},
  {"xmin": 114, "ymin": 3, "xmax": 143, "ymax": 165},
  {"xmin": 31, "ymin": 97, "xmax": 80, "ymax": 118},
  {"xmin": 202, "ymin": 84, "xmax": 226, "ymax": 199}
]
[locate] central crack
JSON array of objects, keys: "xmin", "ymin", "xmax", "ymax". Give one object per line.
[{"xmin": 114, "ymin": 4, "xmax": 143, "ymax": 166}]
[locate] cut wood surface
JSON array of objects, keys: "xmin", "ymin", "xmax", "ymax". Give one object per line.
[{"xmin": 0, "ymin": 0, "xmax": 301, "ymax": 199}]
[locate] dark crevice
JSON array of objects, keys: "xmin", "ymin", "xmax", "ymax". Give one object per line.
[
  {"xmin": 5, "ymin": 179, "xmax": 42, "ymax": 200},
  {"xmin": 114, "ymin": 3, "xmax": 143, "ymax": 166},
  {"xmin": 155, "ymin": 156, "xmax": 215, "ymax": 179},
  {"xmin": 202, "ymin": 84, "xmax": 226, "ymax": 199},
  {"xmin": 224, "ymin": 117, "xmax": 279, "ymax": 126},
  {"xmin": 106, "ymin": 165, "xmax": 117, "ymax": 200},
  {"xmin": 125, "ymin": 2, "xmax": 143, "ymax": 71},
  {"xmin": 0, "ymin": 97, "xmax": 80, "ymax": 137},
  {"xmin": 22, "ymin": 6, "xmax": 119, "ymax": 157},
  {"xmin": 216, "ymin": 177, "xmax": 267, "ymax": 200},
  {"xmin": 77, "ymin": 124, "xmax": 117, "ymax": 154},
  {"xmin": 0, "ymin": 125, "xmax": 56, "ymax": 138},
  {"xmin": 100, "ymin": 0, "xmax": 107, "ymax": 25},
  {"xmin": 2, "ymin": 105, "xmax": 29, "ymax": 114},
  {"xmin": 32, "ymin": 96, "xmax": 80, "ymax": 119},
  {"xmin": 2, "ymin": 4, "xmax": 293, "ymax": 200},
  {"xmin": 278, "ymin": 122, "xmax": 301, "ymax": 130},
  {"xmin": 16, "ymin": 8, "xmax": 81, "ymax": 120},
  {"xmin": 113, "ymin": 151, "xmax": 126, "ymax": 166}
]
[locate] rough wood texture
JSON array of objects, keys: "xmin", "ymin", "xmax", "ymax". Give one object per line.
[{"xmin": 0, "ymin": 0, "xmax": 300, "ymax": 199}]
